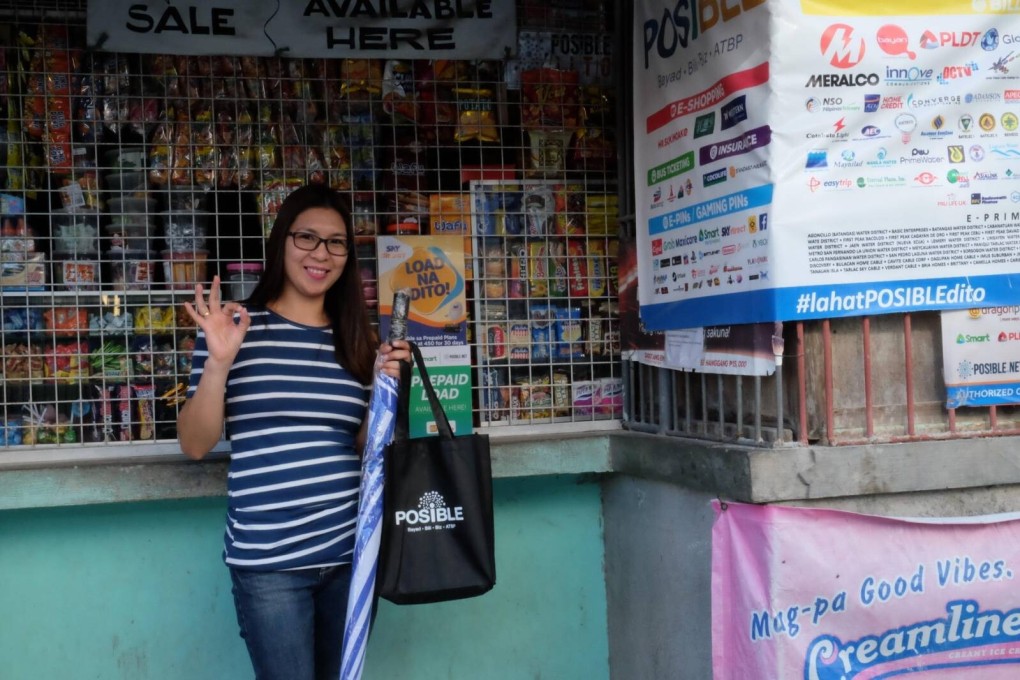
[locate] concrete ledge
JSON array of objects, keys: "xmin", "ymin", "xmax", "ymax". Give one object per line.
[
  {"xmin": 4, "ymin": 429, "xmax": 1020, "ymax": 509},
  {"xmin": 0, "ymin": 433, "xmax": 613, "ymax": 510},
  {"xmin": 609, "ymin": 433, "xmax": 1020, "ymax": 503},
  {"xmin": 608, "ymin": 432, "xmax": 752, "ymax": 495},
  {"xmin": 0, "ymin": 459, "xmax": 231, "ymax": 510}
]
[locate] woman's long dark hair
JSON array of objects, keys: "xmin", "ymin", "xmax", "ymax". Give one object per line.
[{"xmin": 246, "ymin": 183, "xmax": 377, "ymax": 384}]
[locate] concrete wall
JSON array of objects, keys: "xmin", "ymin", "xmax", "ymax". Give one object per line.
[
  {"xmin": 598, "ymin": 429, "xmax": 1020, "ymax": 679},
  {"xmin": 8, "ymin": 430, "xmax": 1020, "ymax": 679},
  {"xmin": 601, "ymin": 477, "xmax": 1020, "ymax": 680},
  {"xmin": 603, "ymin": 478, "xmax": 716, "ymax": 680},
  {"xmin": 0, "ymin": 476, "xmax": 609, "ymax": 680}
]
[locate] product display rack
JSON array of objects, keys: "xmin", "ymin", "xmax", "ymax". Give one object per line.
[
  {"xmin": 0, "ymin": 0, "xmax": 621, "ymax": 455},
  {"xmin": 469, "ymin": 179, "xmax": 621, "ymax": 428},
  {"xmin": 1, "ymin": 286, "xmax": 195, "ymax": 447}
]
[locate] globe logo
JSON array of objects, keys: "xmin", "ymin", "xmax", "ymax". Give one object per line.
[{"xmin": 981, "ymin": 28, "xmax": 999, "ymax": 51}]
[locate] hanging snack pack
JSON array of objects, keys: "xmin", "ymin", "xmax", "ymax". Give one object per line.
[
  {"xmin": 453, "ymin": 87, "xmax": 499, "ymax": 143},
  {"xmin": 520, "ymin": 67, "xmax": 581, "ymax": 130}
]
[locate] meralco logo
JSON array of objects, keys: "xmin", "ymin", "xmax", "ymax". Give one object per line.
[
  {"xmin": 395, "ymin": 491, "xmax": 464, "ymax": 531},
  {"xmin": 820, "ymin": 23, "xmax": 866, "ymax": 68},
  {"xmin": 806, "ymin": 73, "xmax": 880, "ymax": 87}
]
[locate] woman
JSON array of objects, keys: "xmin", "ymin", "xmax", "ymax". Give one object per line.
[{"xmin": 177, "ymin": 183, "xmax": 409, "ymax": 680}]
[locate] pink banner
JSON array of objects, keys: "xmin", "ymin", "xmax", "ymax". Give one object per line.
[{"xmin": 711, "ymin": 500, "xmax": 1020, "ymax": 679}]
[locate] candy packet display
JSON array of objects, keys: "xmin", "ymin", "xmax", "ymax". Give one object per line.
[
  {"xmin": 526, "ymin": 129, "xmax": 573, "ymax": 177},
  {"xmin": 44, "ymin": 307, "xmax": 89, "ymax": 336},
  {"xmin": 44, "ymin": 340, "xmax": 90, "ymax": 383},
  {"xmin": 520, "ymin": 67, "xmax": 581, "ymax": 130},
  {"xmin": 382, "ymin": 60, "xmax": 419, "ymax": 124},
  {"xmin": 530, "ymin": 304, "xmax": 554, "ymax": 361},
  {"xmin": 571, "ymin": 85, "xmax": 617, "ymax": 173},
  {"xmin": 1, "ymin": 307, "xmax": 44, "ymax": 336},
  {"xmin": 554, "ymin": 306, "xmax": 585, "ymax": 360},
  {"xmin": 323, "ymin": 126, "xmax": 353, "ymax": 191},
  {"xmin": 474, "ymin": 189, "xmax": 522, "ymax": 236},
  {"xmin": 338, "ymin": 59, "xmax": 383, "ymax": 98},
  {"xmin": 4, "ymin": 342, "xmax": 45, "ymax": 381},
  {"xmin": 89, "ymin": 341, "xmax": 130, "ymax": 379}
]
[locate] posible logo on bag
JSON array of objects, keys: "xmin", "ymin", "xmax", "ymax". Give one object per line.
[{"xmin": 395, "ymin": 491, "xmax": 465, "ymax": 532}]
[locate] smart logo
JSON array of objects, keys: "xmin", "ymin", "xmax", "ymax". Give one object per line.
[{"xmin": 956, "ymin": 333, "xmax": 991, "ymax": 343}]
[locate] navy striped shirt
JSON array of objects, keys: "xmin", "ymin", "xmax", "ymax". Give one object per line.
[{"xmin": 186, "ymin": 308, "xmax": 370, "ymax": 571}]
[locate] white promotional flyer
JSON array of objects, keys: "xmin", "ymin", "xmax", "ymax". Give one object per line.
[
  {"xmin": 941, "ymin": 306, "xmax": 1020, "ymax": 407},
  {"xmin": 635, "ymin": 0, "xmax": 1020, "ymax": 331}
]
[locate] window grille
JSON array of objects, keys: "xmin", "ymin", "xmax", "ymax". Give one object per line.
[{"xmin": 0, "ymin": 0, "xmax": 623, "ymax": 457}]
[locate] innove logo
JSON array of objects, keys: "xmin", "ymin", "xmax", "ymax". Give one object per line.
[
  {"xmin": 394, "ymin": 491, "xmax": 464, "ymax": 530},
  {"xmin": 821, "ymin": 24, "xmax": 866, "ymax": 68}
]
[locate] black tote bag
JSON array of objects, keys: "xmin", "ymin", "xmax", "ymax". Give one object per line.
[{"xmin": 377, "ymin": 341, "xmax": 496, "ymax": 605}]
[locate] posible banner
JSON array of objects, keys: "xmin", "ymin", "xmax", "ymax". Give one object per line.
[
  {"xmin": 712, "ymin": 500, "xmax": 1020, "ymax": 679},
  {"xmin": 634, "ymin": 0, "xmax": 1020, "ymax": 331}
]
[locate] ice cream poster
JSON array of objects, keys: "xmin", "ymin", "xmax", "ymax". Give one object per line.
[
  {"xmin": 712, "ymin": 500, "xmax": 1020, "ymax": 679},
  {"xmin": 376, "ymin": 235, "xmax": 467, "ymax": 347}
]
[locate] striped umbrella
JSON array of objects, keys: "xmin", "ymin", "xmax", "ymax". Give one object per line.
[{"xmin": 340, "ymin": 370, "xmax": 400, "ymax": 680}]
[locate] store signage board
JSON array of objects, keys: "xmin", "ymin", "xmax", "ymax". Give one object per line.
[
  {"xmin": 407, "ymin": 345, "xmax": 475, "ymax": 437},
  {"xmin": 376, "ymin": 234, "xmax": 468, "ymax": 348},
  {"xmin": 507, "ymin": 30, "xmax": 614, "ymax": 89},
  {"xmin": 632, "ymin": 0, "xmax": 1020, "ymax": 331},
  {"xmin": 940, "ymin": 307, "xmax": 1020, "ymax": 408},
  {"xmin": 88, "ymin": 0, "xmax": 516, "ymax": 59},
  {"xmin": 376, "ymin": 235, "xmax": 472, "ymax": 436}
]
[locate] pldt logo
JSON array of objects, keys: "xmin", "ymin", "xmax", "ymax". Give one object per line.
[{"xmin": 394, "ymin": 491, "xmax": 464, "ymax": 531}]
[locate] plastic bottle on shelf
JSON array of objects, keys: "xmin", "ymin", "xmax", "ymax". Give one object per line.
[{"xmin": 225, "ymin": 262, "xmax": 263, "ymax": 301}]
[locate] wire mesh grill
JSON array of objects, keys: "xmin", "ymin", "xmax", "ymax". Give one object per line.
[{"xmin": 0, "ymin": 1, "xmax": 622, "ymax": 452}]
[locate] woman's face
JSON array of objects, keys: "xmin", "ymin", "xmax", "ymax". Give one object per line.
[{"xmin": 282, "ymin": 206, "xmax": 349, "ymax": 302}]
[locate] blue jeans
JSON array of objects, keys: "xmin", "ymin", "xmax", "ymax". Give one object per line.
[{"xmin": 229, "ymin": 564, "xmax": 353, "ymax": 680}]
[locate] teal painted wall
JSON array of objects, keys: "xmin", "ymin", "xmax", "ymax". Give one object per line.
[{"xmin": 0, "ymin": 476, "xmax": 608, "ymax": 680}]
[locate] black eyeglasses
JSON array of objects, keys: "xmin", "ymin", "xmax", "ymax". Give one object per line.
[{"xmin": 288, "ymin": 231, "xmax": 349, "ymax": 256}]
